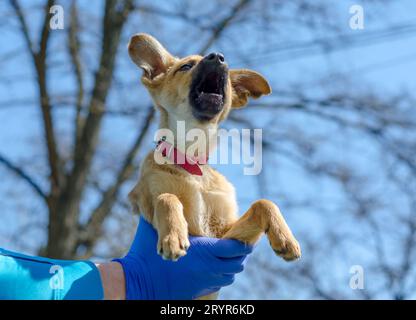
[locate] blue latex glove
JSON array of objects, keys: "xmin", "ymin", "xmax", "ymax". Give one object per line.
[
  {"xmin": 114, "ymin": 216, "xmax": 253, "ymax": 300},
  {"xmin": 0, "ymin": 248, "xmax": 103, "ymax": 300}
]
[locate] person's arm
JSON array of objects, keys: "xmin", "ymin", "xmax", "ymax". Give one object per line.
[
  {"xmin": 0, "ymin": 247, "xmax": 124, "ymax": 300},
  {"xmin": 96, "ymin": 262, "xmax": 125, "ymax": 300},
  {"xmin": 0, "ymin": 248, "xmax": 103, "ymax": 300}
]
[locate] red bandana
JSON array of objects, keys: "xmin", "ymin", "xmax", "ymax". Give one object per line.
[{"xmin": 156, "ymin": 139, "xmax": 207, "ymax": 176}]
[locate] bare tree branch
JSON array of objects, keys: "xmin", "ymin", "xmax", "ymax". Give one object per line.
[
  {"xmin": 79, "ymin": 106, "xmax": 155, "ymax": 254},
  {"xmin": 10, "ymin": 0, "xmax": 63, "ymax": 195},
  {"xmin": 199, "ymin": 0, "xmax": 252, "ymax": 55},
  {"xmin": 9, "ymin": 0, "xmax": 35, "ymax": 57},
  {"xmin": 36, "ymin": 0, "xmax": 63, "ymax": 195},
  {"xmin": 133, "ymin": 4, "xmax": 207, "ymax": 28},
  {"xmin": 68, "ymin": 0, "xmax": 85, "ymax": 146},
  {"xmin": 0, "ymin": 153, "xmax": 47, "ymax": 201},
  {"xmin": 44, "ymin": 0, "xmax": 135, "ymax": 258},
  {"xmin": 68, "ymin": 0, "xmax": 134, "ymax": 198}
]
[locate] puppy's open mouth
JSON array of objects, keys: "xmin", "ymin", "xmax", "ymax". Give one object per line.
[
  {"xmin": 190, "ymin": 67, "xmax": 227, "ymax": 121},
  {"xmin": 196, "ymin": 72, "xmax": 224, "ymax": 105}
]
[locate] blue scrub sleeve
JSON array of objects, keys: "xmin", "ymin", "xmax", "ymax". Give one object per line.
[{"xmin": 0, "ymin": 248, "xmax": 103, "ymax": 300}]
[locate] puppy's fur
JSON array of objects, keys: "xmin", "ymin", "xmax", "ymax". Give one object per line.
[{"xmin": 128, "ymin": 34, "xmax": 301, "ymax": 299}]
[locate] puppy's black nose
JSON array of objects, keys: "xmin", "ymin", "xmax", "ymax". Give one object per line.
[{"xmin": 205, "ymin": 52, "xmax": 225, "ymax": 64}]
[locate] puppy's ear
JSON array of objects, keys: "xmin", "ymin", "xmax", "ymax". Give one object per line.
[
  {"xmin": 128, "ymin": 33, "xmax": 176, "ymax": 79},
  {"xmin": 230, "ymin": 69, "xmax": 271, "ymax": 108}
]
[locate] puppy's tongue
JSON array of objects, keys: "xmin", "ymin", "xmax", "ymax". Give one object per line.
[{"xmin": 197, "ymin": 92, "xmax": 223, "ymax": 105}]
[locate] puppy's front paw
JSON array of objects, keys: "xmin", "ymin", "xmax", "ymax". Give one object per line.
[
  {"xmin": 157, "ymin": 231, "xmax": 190, "ymax": 261},
  {"xmin": 267, "ymin": 225, "xmax": 301, "ymax": 262}
]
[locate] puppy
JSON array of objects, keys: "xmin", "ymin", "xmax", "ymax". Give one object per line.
[{"xmin": 127, "ymin": 34, "xmax": 301, "ymax": 299}]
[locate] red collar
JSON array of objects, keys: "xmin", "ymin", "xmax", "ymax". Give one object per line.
[{"xmin": 156, "ymin": 139, "xmax": 207, "ymax": 176}]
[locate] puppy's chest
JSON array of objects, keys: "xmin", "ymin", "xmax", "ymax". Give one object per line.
[{"xmin": 182, "ymin": 176, "xmax": 238, "ymax": 237}]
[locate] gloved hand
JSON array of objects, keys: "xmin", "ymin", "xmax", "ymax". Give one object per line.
[{"xmin": 114, "ymin": 216, "xmax": 253, "ymax": 300}]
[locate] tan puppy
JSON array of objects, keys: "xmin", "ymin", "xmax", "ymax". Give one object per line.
[{"xmin": 127, "ymin": 34, "xmax": 301, "ymax": 298}]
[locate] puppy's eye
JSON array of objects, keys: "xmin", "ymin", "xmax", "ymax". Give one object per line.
[{"xmin": 178, "ymin": 63, "xmax": 193, "ymax": 72}]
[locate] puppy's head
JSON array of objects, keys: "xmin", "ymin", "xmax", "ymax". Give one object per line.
[{"xmin": 128, "ymin": 33, "xmax": 271, "ymax": 123}]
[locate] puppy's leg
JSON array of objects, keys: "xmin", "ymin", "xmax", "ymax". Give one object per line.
[
  {"xmin": 223, "ymin": 199, "xmax": 301, "ymax": 261},
  {"xmin": 197, "ymin": 292, "xmax": 219, "ymax": 300},
  {"xmin": 153, "ymin": 193, "xmax": 190, "ymax": 261}
]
